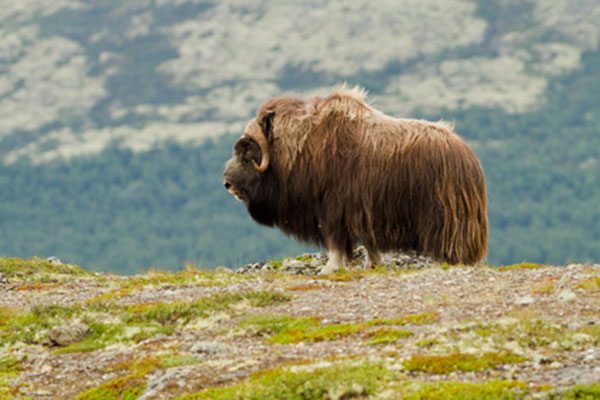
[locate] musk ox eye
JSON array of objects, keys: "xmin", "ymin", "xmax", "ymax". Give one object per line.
[
  {"xmin": 235, "ymin": 138, "xmax": 261, "ymax": 166},
  {"xmin": 234, "ymin": 138, "xmax": 249, "ymax": 155}
]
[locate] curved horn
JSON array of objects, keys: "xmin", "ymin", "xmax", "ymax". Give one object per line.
[{"xmin": 244, "ymin": 123, "xmax": 270, "ymax": 172}]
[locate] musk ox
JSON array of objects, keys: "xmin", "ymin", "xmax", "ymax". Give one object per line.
[{"xmin": 223, "ymin": 87, "xmax": 487, "ymax": 274}]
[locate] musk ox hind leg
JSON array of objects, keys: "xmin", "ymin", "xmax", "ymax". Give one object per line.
[{"xmin": 363, "ymin": 246, "xmax": 382, "ymax": 269}]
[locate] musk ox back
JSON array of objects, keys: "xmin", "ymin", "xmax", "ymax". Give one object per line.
[{"xmin": 223, "ymin": 87, "xmax": 487, "ymax": 274}]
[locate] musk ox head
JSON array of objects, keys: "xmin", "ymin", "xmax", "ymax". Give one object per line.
[{"xmin": 223, "ymin": 110, "xmax": 278, "ymax": 225}]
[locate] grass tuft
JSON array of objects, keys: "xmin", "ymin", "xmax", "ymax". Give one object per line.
[
  {"xmin": 395, "ymin": 380, "xmax": 529, "ymax": 399},
  {"xmin": 555, "ymin": 383, "xmax": 600, "ymax": 399},
  {"xmin": 0, "ymin": 355, "xmax": 25, "ymax": 399},
  {"xmin": 368, "ymin": 312, "xmax": 438, "ymax": 326},
  {"xmin": 76, "ymin": 357, "xmax": 158, "ymax": 400},
  {"xmin": 497, "ymin": 262, "xmax": 543, "ymax": 271},
  {"xmin": 364, "ymin": 328, "xmax": 413, "ymax": 345},
  {"xmin": 242, "ymin": 315, "xmax": 366, "ymax": 344},
  {"xmin": 242, "ymin": 312, "xmax": 436, "ymax": 345},
  {"xmin": 576, "ymin": 276, "xmax": 600, "ymax": 293},
  {"xmin": 0, "ymin": 257, "xmax": 86, "ymax": 280}
]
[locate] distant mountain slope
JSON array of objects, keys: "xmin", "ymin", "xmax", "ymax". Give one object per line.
[{"xmin": 1, "ymin": 0, "xmax": 598, "ymax": 162}]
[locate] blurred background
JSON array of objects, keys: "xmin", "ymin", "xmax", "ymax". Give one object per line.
[{"xmin": 0, "ymin": 0, "xmax": 598, "ymax": 273}]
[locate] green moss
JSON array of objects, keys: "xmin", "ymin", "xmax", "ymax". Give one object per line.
[
  {"xmin": 0, "ymin": 356, "xmax": 25, "ymax": 399},
  {"xmin": 0, "ymin": 257, "xmax": 86, "ymax": 280},
  {"xmin": 474, "ymin": 327, "xmax": 494, "ymax": 337},
  {"xmin": 158, "ymin": 354, "xmax": 202, "ymax": 369},
  {"xmin": 396, "ymin": 380, "xmax": 528, "ymax": 399},
  {"xmin": 365, "ymin": 328, "xmax": 413, "ymax": 345},
  {"xmin": 403, "ymin": 352, "xmax": 526, "ymax": 375},
  {"xmin": 497, "ymin": 262, "xmax": 543, "ymax": 271},
  {"xmin": 266, "ymin": 258, "xmax": 284, "ymax": 269},
  {"xmin": 54, "ymin": 322, "xmax": 123, "ymax": 354},
  {"xmin": 243, "ymin": 313, "xmax": 425, "ymax": 345},
  {"xmin": 555, "ymin": 383, "xmax": 600, "ymax": 399},
  {"xmin": 270, "ymin": 319, "xmax": 365, "ymax": 344},
  {"xmin": 242, "ymin": 314, "xmax": 366, "ymax": 344},
  {"xmin": 241, "ymin": 314, "xmax": 300, "ymax": 336},
  {"xmin": 175, "ymin": 361, "xmax": 392, "ymax": 400},
  {"xmin": 0, "ymin": 307, "xmax": 24, "ymax": 345},
  {"xmin": 76, "ymin": 357, "xmax": 158, "ymax": 400},
  {"xmin": 368, "ymin": 312, "xmax": 438, "ymax": 326},
  {"xmin": 0, "ymin": 356, "xmax": 22, "ymax": 378}
]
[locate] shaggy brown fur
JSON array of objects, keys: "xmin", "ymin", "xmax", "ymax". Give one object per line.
[{"xmin": 224, "ymin": 87, "xmax": 487, "ymax": 270}]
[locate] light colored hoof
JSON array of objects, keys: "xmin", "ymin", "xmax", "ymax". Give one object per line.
[
  {"xmin": 364, "ymin": 249, "xmax": 382, "ymax": 269},
  {"xmin": 318, "ymin": 263, "xmax": 340, "ymax": 276}
]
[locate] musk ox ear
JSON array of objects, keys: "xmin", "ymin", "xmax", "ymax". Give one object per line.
[{"xmin": 259, "ymin": 110, "xmax": 275, "ymax": 142}]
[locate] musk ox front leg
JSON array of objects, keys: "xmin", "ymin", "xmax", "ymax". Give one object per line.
[
  {"xmin": 319, "ymin": 248, "xmax": 346, "ymax": 275},
  {"xmin": 318, "ymin": 234, "xmax": 352, "ymax": 275}
]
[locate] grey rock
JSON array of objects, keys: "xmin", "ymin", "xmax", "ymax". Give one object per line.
[
  {"xmin": 260, "ymin": 263, "xmax": 276, "ymax": 272},
  {"xmin": 281, "ymin": 258, "xmax": 319, "ymax": 275},
  {"xmin": 188, "ymin": 341, "xmax": 228, "ymax": 355},
  {"xmin": 237, "ymin": 247, "xmax": 438, "ymax": 276},
  {"xmin": 138, "ymin": 369, "xmax": 187, "ymax": 400},
  {"xmin": 584, "ymin": 348, "xmax": 596, "ymax": 362},
  {"xmin": 46, "ymin": 256, "xmax": 62, "ymax": 265},
  {"xmin": 558, "ymin": 289, "xmax": 576, "ymax": 302},
  {"xmin": 235, "ymin": 262, "xmax": 264, "ymax": 274},
  {"xmin": 515, "ymin": 295, "xmax": 536, "ymax": 306},
  {"xmin": 281, "ymin": 258, "xmax": 304, "ymax": 270},
  {"xmin": 48, "ymin": 323, "xmax": 91, "ymax": 346}
]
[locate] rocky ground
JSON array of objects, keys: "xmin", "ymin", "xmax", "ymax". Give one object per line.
[{"xmin": 0, "ymin": 253, "xmax": 599, "ymax": 399}]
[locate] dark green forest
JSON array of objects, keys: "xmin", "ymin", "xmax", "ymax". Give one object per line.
[
  {"xmin": 1, "ymin": 48, "xmax": 598, "ymax": 273},
  {"xmin": 0, "ymin": 138, "xmax": 306, "ymax": 274}
]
